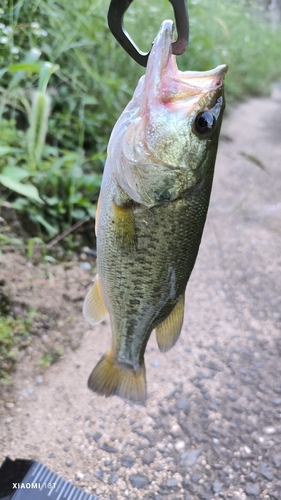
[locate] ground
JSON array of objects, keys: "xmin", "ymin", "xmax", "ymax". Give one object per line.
[{"xmin": 0, "ymin": 84, "xmax": 281, "ymax": 500}]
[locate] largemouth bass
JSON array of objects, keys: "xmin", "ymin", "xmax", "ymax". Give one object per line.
[{"xmin": 83, "ymin": 20, "xmax": 227, "ymax": 402}]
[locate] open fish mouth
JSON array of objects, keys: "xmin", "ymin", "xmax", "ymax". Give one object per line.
[{"xmin": 141, "ymin": 20, "xmax": 228, "ymax": 112}]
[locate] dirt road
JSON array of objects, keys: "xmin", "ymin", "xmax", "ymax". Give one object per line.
[{"xmin": 1, "ymin": 84, "xmax": 281, "ymax": 500}]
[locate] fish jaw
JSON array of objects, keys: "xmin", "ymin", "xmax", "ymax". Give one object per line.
[
  {"xmin": 108, "ymin": 20, "xmax": 227, "ymax": 207},
  {"xmin": 140, "ymin": 21, "xmax": 226, "ymax": 114}
]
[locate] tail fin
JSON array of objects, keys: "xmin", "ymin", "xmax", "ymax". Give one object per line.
[{"xmin": 88, "ymin": 352, "xmax": 146, "ymax": 403}]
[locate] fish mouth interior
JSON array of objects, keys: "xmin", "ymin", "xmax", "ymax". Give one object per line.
[
  {"xmin": 160, "ymin": 65, "xmax": 228, "ymax": 104},
  {"xmin": 142, "ymin": 20, "xmax": 228, "ymax": 108}
]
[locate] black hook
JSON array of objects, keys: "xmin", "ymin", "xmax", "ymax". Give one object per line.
[{"xmin": 107, "ymin": 0, "xmax": 189, "ymax": 67}]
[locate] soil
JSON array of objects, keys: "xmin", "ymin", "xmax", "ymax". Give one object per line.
[{"xmin": 0, "ymin": 84, "xmax": 281, "ymax": 500}]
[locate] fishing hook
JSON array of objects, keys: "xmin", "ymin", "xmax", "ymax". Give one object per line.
[{"xmin": 107, "ymin": 0, "xmax": 189, "ymax": 67}]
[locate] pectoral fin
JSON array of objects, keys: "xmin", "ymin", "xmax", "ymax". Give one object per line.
[
  {"xmin": 83, "ymin": 275, "xmax": 108, "ymax": 325},
  {"xmin": 112, "ymin": 201, "xmax": 136, "ymax": 252},
  {"xmin": 156, "ymin": 294, "xmax": 185, "ymax": 352}
]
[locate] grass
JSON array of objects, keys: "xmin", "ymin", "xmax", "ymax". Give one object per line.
[
  {"xmin": 38, "ymin": 348, "xmax": 64, "ymax": 368},
  {"xmin": 0, "ymin": 0, "xmax": 281, "ymax": 249},
  {"xmin": 0, "ymin": 314, "xmax": 34, "ymax": 385}
]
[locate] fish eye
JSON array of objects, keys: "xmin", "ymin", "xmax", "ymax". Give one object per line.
[{"xmin": 194, "ymin": 111, "xmax": 216, "ymax": 136}]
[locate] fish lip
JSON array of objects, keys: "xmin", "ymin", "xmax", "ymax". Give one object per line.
[
  {"xmin": 140, "ymin": 20, "xmax": 175, "ymax": 110},
  {"xmin": 201, "ymin": 64, "xmax": 228, "ymax": 89},
  {"xmin": 148, "ymin": 19, "xmax": 174, "ymax": 72},
  {"xmin": 196, "ymin": 64, "xmax": 228, "ymax": 91}
]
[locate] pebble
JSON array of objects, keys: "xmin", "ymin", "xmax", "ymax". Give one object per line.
[
  {"xmin": 176, "ymin": 398, "xmax": 190, "ymax": 412},
  {"xmin": 170, "ymin": 424, "xmax": 181, "ymax": 438},
  {"xmin": 5, "ymin": 402, "xmax": 14, "ymax": 409},
  {"xmin": 271, "ymin": 398, "xmax": 281, "ymax": 406},
  {"xmin": 245, "ymin": 484, "xmax": 260, "ymax": 496},
  {"xmin": 152, "ymin": 361, "xmax": 159, "ymax": 367},
  {"xmin": 264, "ymin": 426, "xmax": 276, "ymax": 434},
  {"xmin": 259, "ymin": 462, "xmax": 273, "ymax": 481},
  {"xmin": 76, "ymin": 471, "xmax": 84, "ymax": 480},
  {"xmin": 268, "ymin": 487, "xmax": 281, "ymax": 499},
  {"xmin": 157, "ymin": 442, "xmax": 166, "ymax": 453},
  {"xmin": 246, "ymin": 472, "xmax": 257, "ymax": 483},
  {"xmin": 273, "ymin": 452, "xmax": 281, "ymax": 467},
  {"xmin": 175, "ymin": 440, "xmax": 185, "ymax": 451},
  {"xmin": 27, "ymin": 388, "xmax": 35, "ymax": 395},
  {"xmin": 207, "ymin": 360, "xmax": 223, "ymax": 371},
  {"xmin": 129, "ymin": 473, "xmax": 149, "ymax": 488},
  {"xmin": 93, "ymin": 432, "xmax": 102, "ymax": 442},
  {"xmin": 180, "ymin": 449, "xmax": 202, "ymax": 467},
  {"xmin": 65, "ymin": 459, "xmax": 73, "ymax": 467},
  {"xmin": 96, "ymin": 470, "xmax": 104, "ymax": 480},
  {"xmin": 36, "ymin": 376, "xmax": 43, "ymax": 385},
  {"xmin": 166, "ymin": 478, "xmax": 178, "ymax": 488},
  {"xmin": 121, "ymin": 455, "xmax": 134, "ymax": 468},
  {"xmin": 208, "ymin": 400, "xmax": 218, "ymax": 411},
  {"xmin": 99, "ymin": 442, "xmax": 117, "ymax": 453},
  {"xmin": 192, "ymin": 474, "xmax": 201, "ymax": 483},
  {"xmin": 182, "ymin": 476, "xmax": 190, "ymax": 489},
  {"xmin": 80, "ymin": 262, "xmax": 91, "ymax": 270},
  {"xmin": 142, "ymin": 450, "xmax": 155, "ymax": 465},
  {"xmin": 108, "ymin": 474, "xmax": 118, "ymax": 485},
  {"xmin": 212, "ymin": 481, "xmax": 221, "ymax": 493}
]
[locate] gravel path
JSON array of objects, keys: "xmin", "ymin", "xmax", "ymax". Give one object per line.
[{"xmin": 1, "ymin": 85, "xmax": 281, "ymax": 500}]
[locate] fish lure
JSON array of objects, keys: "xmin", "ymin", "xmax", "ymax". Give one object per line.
[{"xmin": 83, "ymin": 9, "xmax": 227, "ymax": 402}]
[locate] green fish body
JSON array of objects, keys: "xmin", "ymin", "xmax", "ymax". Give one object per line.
[{"xmin": 83, "ymin": 21, "xmax": 227, "ymax": 402}]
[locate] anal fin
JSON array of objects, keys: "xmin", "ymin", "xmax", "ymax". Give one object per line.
[
  {"xmin": 83, "ymin": 274, "xmax": 108, "ymax": 325},
  {"xmin": 88, "ymin": 351, "xmax": 146, "ymax": 403},
  {"xmin": 156, "ymin": 293, "xmax": 185, "ymax": 352}
]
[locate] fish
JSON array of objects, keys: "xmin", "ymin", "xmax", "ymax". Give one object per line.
[{"xmin": 83, "ymin": 20, "xmax": 227, "ymax": 403}]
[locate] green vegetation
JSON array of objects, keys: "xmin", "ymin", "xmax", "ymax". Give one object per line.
[
  {"xmin": 0, "ymin": 313, "xmax": 34, "ymax": 384},
  {"xmin": 38, "ymin": 348, "xmax": 64, "ymax": 368},
  {"xmin": 0, "ymin": 0, "xmax": 281, "ymax": 248}
]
